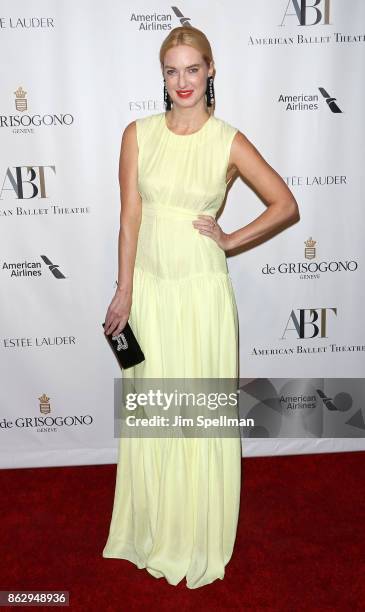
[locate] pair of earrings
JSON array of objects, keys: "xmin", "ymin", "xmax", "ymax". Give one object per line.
[{"xmin": 163, "ymin": 76, "xmax": 215, "ymax": 110}]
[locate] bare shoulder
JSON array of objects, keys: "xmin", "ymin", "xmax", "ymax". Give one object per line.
[
  {"xmin": 121, "ymin": 113, "xmax": 155, "ymax": 148},
  {"xmin": 124, "ymin": 120, "xmax": 137, "ymax": 133},
  {"xmin": 117, "ymin": 122, "xmax": 139, "ymax": 169},
  {"xmin": 121, "ymin": 120, "xmax": 137, "ymax": 145},
  {"xmin": 230, "ymin": 129, "xmax": 261, "ymax": 159},
  {"xmin": 227, "ymin": 128, "xmax": 298, "ymax": 206},
  {"xmin": 118, "ymin": 121, "xmax": 138, "ymax": 182},
  {"xmin": 229, "ymin": 129, "xmax": 280, "ymax": 182}
]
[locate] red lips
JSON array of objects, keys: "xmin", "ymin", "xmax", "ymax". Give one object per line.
[{"xmin": 176, "ymin": 90, "xmax": 193, "ymax": 98}]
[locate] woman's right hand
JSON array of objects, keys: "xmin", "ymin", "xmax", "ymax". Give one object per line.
[{"xmin": 103, "ymin": 288, "xmax": 132, "ymax": 337}]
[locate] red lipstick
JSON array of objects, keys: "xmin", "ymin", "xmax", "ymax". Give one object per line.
[{"xmin": 176, "ymin": 90, "xmax": 193, "ymax": 98}]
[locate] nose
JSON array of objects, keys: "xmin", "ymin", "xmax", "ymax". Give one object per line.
[{"xmin": 177, "ymin": 71, "xmax": 188, "ymax": 88}]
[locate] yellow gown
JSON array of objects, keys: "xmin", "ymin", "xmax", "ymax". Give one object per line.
[{"xmin": 102, "ymin": 111, "xmax": 242, "ymax": 589}]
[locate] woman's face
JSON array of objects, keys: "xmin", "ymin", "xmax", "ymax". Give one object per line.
[{"xmin": 162, "ymin": 44, "xmax": 213, "ymax": 109}]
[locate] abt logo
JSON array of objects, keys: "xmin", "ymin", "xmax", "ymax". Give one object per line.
[
  {"xmin": 280, "ymin": 0, "xmax": 331, "ymax": 26},
  {"xmin": 281, "ymin": 307, "xmax": 337, "ymax": 339},
  {"xmin": 0, "ymin": 166, "xmax": 56, "ymax": 199}
]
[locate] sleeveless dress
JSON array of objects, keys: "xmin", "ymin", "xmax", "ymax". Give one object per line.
[{"xmin": 102, "ymin": 111, "xmax": 242, "ymax": 589}]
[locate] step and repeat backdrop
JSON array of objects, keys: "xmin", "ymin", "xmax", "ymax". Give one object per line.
[{"xmin": 1, "ymin": 1, "xmax": 364, "ymax": 468}]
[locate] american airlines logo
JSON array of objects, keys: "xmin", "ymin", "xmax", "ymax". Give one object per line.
[
  {"xmin": 238, "ymin": 378, "xmax": 365, "ymax": 437},
  {"xmin": 2, "ymin": 256, "xmax": 67, "ymax": 279},
  {"xmin": 318, "ymin": 87, "xmax": 342, "ymax": 113},
  {"xmin": 129, "ymin": 5, "xmax": 193, "ymax": 31},
  {"xmin": 278, "ymin": 87, "xmax": 343, "ymax": 113}
]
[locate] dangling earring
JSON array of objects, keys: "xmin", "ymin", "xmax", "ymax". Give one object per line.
[
  {"xmin": 163, "ymin": 79, "xmax": 172, "ymax": 111},
  {"xmin": 206, "ymin": 75, "xmax": 215, "ymax": 107}
]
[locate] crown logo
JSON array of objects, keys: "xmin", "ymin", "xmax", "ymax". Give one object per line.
[
  {"xmin": 14, "ymin": 86, "xmax": 27, "ymax": 112},
  {"xmin": 38, "ymin": 393, "xmax": 51, "ymax": 414},
  {"xmin": 304, "ymin": 237, "xmax": 316, "ymax": 260},
  {"xmin": 305, "ymin": 237, "xmax": 316, "ymax": 248}
]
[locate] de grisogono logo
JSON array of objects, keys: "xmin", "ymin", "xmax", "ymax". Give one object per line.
[
  {"xmin": 0, "ymin": 164, "xmax": 90, "ymax": 218},
  {"xmin": 0, "ymin": 86, "xmax": 75, "ymax": 134},
  {"xmin": 0, "ymin": 393, "xmax": 93, "ymax": 434},
  {"xmin": 261, "ymin": 237, "xmax": 358, "ymax": 280}
]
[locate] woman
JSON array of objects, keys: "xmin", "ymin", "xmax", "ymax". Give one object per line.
[{"xmin": 102, "ymin": 26, "xmax": 300, "ymax": 588}]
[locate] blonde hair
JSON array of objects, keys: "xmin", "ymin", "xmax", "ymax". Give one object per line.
[{"xmin": 159, "ymin": 26, "xmax": 215, "ymax": 115}]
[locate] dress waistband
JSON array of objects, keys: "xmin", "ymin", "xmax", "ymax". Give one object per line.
[{"xmin": 142, "ymin": 201, "xmax": 216, "ymax": 219}]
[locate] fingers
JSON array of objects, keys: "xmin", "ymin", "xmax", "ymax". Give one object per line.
[
  {"xmin": 192, "ymin": 215, "xmax": 218, "ymax": 236},
  {"xmin": 104, "ymin": 317, "xmax": 127, "ymax": 336},
  {"xmin": 104, "ymin": 308, "xmax": 116, "ymax": 335},
  {"xmin": 104, "ymin": 303, "xmax": 129, "ymax": 335},
  {"xmin": 104, "ymin": 318, "xmax": 117, "ymax": 335},
  {"xmin": 113, "ymin": 319, "xmax": 128, "ymax": 336},
  {"xmin": 104, "ymin": 292, "xmax": 131, "ymax": 336}
]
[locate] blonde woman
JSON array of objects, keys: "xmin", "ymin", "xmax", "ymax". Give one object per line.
[{"xmin": 102, "ymin": 26, "xmax": 300, "ymax": 589}]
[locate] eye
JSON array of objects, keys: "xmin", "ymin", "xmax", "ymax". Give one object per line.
[{"xmin": 189, "ymin": 68, "xmax": 199, "ymax": 73}]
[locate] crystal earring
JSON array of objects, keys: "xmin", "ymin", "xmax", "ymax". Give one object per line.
[
  {"xmin": 206, "ymin": 75, "xmax": 215, "ymax": 107},
  {"xmin": 163, "ymin": 80, "xmax": 172, "ymax": 111}
]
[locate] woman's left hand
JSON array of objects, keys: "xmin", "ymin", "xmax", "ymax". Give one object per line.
[{"xmin": 192, "ymin": 215, "xmax": 231, "ymax": 251}]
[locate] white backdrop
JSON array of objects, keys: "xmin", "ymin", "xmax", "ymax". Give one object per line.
[{"xmin": 1, "ymin": 1, "xmax": 364, "ymax": 468}]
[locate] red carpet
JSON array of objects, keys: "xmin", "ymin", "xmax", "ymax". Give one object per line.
[{"xmin": 0, "ymin": 451, "xmax": 364, "ymax": 611}]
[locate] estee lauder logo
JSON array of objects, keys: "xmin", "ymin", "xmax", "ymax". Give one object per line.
[
  {"xmin": 304, "ymin": 237, "xmax": 316, "ymax": 260},
  {"xmin": 39, "ymin": 393, "xmax": 50, "ymax": 414},
  {"xmin": 280, "ymin": 0, "xmax": 331, "ymax": 26},
  {"xmin": 281, "ymin": 307, "xmax": 337, "ymax": 339},
  {"xmin": 14, "ymin": 86, "xmax": 27, "ymax": 112},
  {"xmin": 113, "ymin": 332, "xmax": 129, "ymax": 351},
  {"xmin": 0, "ymin": 17, "xmax": 55, "ymax": 30}
]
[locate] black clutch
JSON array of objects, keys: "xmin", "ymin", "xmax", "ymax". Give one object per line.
[{"xmin": 102, "ymin": 321, "xmax": 145, "ymax": 369}]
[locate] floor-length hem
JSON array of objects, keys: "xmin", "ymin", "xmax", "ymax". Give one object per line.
[{"xmin": 102, "ymin": 550, "xmax": 230, "ymax": 589}]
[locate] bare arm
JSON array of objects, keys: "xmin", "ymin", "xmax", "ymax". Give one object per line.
[
  {"xmin": 116, "ymin": 120, "xmax": 142, "ymax": 294},
  {"xmin": 226, "ymin": 131, "xmax": 300, "ymax": 249},
  {"xmin": 104, "ymin": 121, "xmax": 142, "ymax": 335},
  {"xmin": 193, "ymin": 130, "xmax": 300, "ymax": 250}
]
